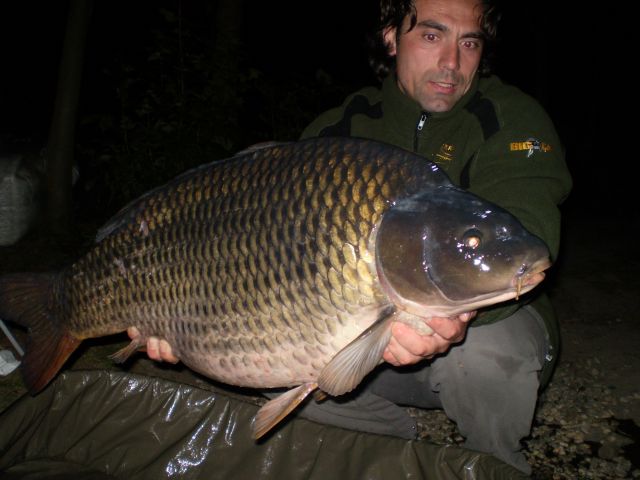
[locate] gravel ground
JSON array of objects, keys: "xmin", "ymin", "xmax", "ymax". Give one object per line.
[
  {"xmin": 1, "ymin": 209, "xmax": 639, "ymax": 478},
  {"xmin": 409, "ymin": 357, "xmax": 640, "ymax": 479}
]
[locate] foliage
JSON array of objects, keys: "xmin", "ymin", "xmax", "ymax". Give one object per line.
[{"xmin": 76, "ymin": 4, "xmax": 351, "ymax": 221}]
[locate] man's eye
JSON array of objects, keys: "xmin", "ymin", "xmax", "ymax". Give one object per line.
[
  {"xmin": 462, "ymin": 40, "xmax": 480, "ymax": 49},
  {"xmin": 423, "ymin": 33, "xmax": 438, "ymax": 41}
]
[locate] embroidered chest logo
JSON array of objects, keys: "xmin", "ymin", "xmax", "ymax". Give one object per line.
[
  {"xmin": 435, "ymin": 143, "xmax": 456, "ymax": 162},
  {"xmin": 510, "ymin": 138, "xmax": 552, "ymax": 158}
]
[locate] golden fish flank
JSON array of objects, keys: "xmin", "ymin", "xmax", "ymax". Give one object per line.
[{"xmin": 0, "ymin": 136, "xmax": 551, "ymax": 441}]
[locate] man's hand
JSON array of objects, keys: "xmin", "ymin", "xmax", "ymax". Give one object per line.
[
  {"xmin": 382, "ymin": 312, "xmax": 475, "ymax": 366},
  {"xmin": 127, "ymin": 327, "xmax": 180, "ymax": 364}
]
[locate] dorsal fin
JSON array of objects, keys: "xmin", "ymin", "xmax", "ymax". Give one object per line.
[
  {"xmin": 234, "ymin": 141, "xmax": 289, "ymax": 156},
  {"xmin": 95, "ymin": 142, "xmax": 291, "ymax": 243}
]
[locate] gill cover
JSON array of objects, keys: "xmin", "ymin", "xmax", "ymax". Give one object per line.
[{"xmin": 375, "ymin": 186, "xmax": 550, "ymax": 317}]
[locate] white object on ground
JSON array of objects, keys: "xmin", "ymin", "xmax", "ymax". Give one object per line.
[
  {"xmin": 0, "ymin": 349, "xmax": 20, "ymax": 376},
  {"xmin": 0, "ymin": 319, "xmax": 24, "ymax": 356}
]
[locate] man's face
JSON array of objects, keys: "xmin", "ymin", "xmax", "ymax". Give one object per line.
[{"xmin": 384, "ymin": 0, "xmax": 484, "ymax": 112}]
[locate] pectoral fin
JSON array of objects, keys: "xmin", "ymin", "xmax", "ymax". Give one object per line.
[
  {"xmin": 317, "ymin": 308, "xmax": 395, "ymax": 396},
  {"xmin": 252, "ymin": 382, "xmax": 318, "ymax": 440}
]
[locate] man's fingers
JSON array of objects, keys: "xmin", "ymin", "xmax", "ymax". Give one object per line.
[
  {"xmin": 127, "ymin": 327, "xmax": 179, "ymax": 363},
  {"xmin": 146, "ymin": 337, "xmax": 162, "ymax": 361},
  {"xmin": 146, "ymin": 337, "xmax": 179, "ymax": 363},
  {"xmin": 127, "ymin": 326, "xmax": 141, "ymax": 340},
  {"xmin": 390, "ymin": 322, "xmax": 435, "ymax": 357},
  {"xmin": 384, "ymin": 323, "xmax": 443, "ymax": 365},
  {"xmin": 384, "ymin": 317, "xmax": 473, "ymax": 367},
  {"xmin": 425, "ymin": 317, "xmax": 460, "ymax": 341},
  {"xmin": 383, "ymin": 338, "xmax": 422, "ymax": 366},
  {"xmin": 158, "ymin": 339, "xmax": 179, "ymax": 364},
  {"xmin": 426, "ymin": 312, "xmax": 474, "ymax": 343},
  {"xmin": 459, "ymin": 311, "xmax": 476, "ymax": 322}
]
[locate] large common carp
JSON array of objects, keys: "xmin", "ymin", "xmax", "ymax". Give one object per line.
[{"xmin": 0, "ymin": 137, "xmax": 550, "ymax": 438}]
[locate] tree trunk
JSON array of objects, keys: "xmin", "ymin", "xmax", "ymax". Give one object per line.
[{"xmin": 45, "ymin": 0, "xmax": 93, "ymax": 236}]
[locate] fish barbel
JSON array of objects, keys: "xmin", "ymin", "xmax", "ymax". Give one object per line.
[{"xmin": 0, "ymin": 137, "xmax": 551, "ymax": 438}]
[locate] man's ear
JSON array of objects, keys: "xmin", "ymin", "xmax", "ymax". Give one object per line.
[{"xmin": 382, "ymin": 26, "xmax": 397, "ymax": 56}]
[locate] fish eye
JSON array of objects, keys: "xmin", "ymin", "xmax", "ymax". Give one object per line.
[{"xmin": 462, "ymin": 229, "xmax": 482, "ymax": 249}]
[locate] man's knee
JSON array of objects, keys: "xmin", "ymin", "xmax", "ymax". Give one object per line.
[
  {"xmin": 435, "ymin": 307, "xmax": 548, "ymax": 383},
  {"xmin": 427, "ymin": 307, "xmax": 548, "ymax": 474}
]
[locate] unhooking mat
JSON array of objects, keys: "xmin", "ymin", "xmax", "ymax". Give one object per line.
[{"xmin": 0, "ymin": 370, "xmax": 527, "ymax": 479}]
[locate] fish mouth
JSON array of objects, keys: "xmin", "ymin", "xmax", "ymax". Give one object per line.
[{"xmin": 513, "ymin": 257, "xmax": 552, "ymax": 300}]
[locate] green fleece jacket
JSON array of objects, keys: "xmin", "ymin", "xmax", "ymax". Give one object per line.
[{"xmin": 301, "ymin": 74, "xmax": 572, "ymax": 385}]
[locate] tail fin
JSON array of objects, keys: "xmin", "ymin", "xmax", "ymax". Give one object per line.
[{"xmin": 0, "ymin": 273, "xmax": 81, "ymax": 394}]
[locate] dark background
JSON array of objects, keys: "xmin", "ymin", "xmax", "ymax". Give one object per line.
[{"xmin": 0, "ymin": 1, "xmax": 611, "ymax": 225}]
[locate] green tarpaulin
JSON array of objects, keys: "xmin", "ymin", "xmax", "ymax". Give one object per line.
[{"xmin": 0, "ymin": 370, "xmax": 527, "ymax": 479}]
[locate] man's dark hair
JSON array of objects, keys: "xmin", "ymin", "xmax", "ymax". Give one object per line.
[{"xmin": 369, "ymin": 0, "xmax": 501, "ymax": 81}]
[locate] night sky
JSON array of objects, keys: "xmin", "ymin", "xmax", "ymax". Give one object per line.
[{"xmin": 0, "ymin": 1, "xmax": 613, "ymax": 216}]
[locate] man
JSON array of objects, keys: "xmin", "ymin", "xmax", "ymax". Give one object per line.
[{"xmin": 133, "ymin": 0, "xmax": 571, "ymax": 473}]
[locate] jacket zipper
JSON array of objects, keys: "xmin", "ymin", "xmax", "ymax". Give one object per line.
[{"xmin": 413, "ymin": 112, "xmax": 429, "ymax": 152}]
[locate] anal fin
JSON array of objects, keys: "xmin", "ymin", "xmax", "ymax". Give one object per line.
[
  {"xmin": 313, "ymin": 390, "xmax": 328, "ymax": 402},
  {"xmin": 252, "ymin": 382, "xmax": 318, "ymax": 440}
]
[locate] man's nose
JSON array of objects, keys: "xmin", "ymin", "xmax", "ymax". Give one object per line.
[{"xmin": 438, "ymin": 42, "xmax": 460, "ymax": 71}]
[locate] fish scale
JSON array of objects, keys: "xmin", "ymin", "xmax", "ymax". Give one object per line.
[{"xmin": 87, "ymin": 142, "xmax": 368, "ymax": 382}]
